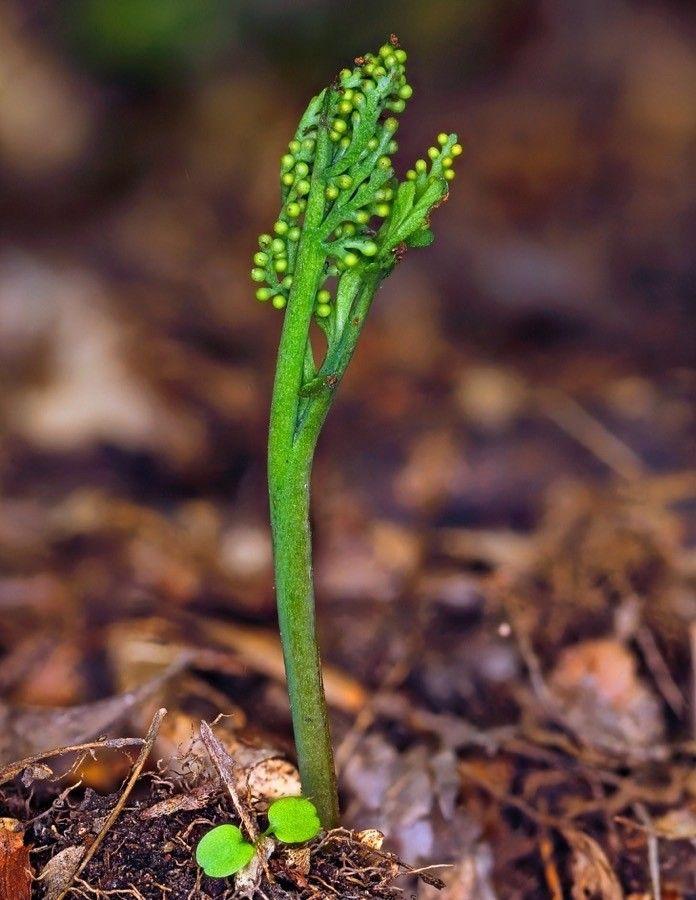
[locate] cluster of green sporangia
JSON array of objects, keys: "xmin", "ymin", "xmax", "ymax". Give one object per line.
[{"xmin": 251, "ymin": 39, "xmax": 462, "ymax": 319}]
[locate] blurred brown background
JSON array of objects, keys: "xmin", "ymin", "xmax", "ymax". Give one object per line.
[{"xmin": 1, "ymin": 0, "xmax": 694, "ymax": 498}]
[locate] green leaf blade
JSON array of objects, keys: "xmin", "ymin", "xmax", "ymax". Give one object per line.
[
  {"xmin": 267, "ymin": 796, "xmax": 321, "ymax": 843},
  {"xmin": 195, "ymin": 824, "xmax": 256, "ymax": 878}
]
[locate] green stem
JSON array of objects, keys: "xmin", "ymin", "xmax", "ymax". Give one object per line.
[{"xmin": 268, "ymin": 251, "xmax": 384, "ymax": 827}]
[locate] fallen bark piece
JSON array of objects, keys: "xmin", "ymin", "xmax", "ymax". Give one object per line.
[{"xmin": 0, "ymin": 817, "xmax": 31, "ymax": 900}]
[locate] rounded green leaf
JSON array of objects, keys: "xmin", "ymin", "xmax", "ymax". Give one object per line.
[
  {"xmin": 195, "ymin": 824, "xmax": 255, "ymax": 878},
  {"xmin": 267, "ymin": 797, "xmax": 321, "ymax": 843}
]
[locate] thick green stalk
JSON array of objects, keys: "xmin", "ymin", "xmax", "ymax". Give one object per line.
[{"xmin": 259, "ymin": 39, "xmax": 460, "ymax": 831}]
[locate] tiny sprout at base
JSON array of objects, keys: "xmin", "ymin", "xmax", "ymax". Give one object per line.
[
  {"xmin": 263, "ymin": 36, "xmax": 459, "ymax": 829},
  {"xmin": 194, "ymin": 797, "xmax": 322, "ymax": 879}
]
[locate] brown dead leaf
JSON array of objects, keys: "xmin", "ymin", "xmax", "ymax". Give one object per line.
[
  {"xmin": 247, "ymin": 756, "xmax": 301, "ymax": 802},
  {"xmin": 140, "ymin": 783, "xmax": 217, "ymax": 819},
  {"xmin": 0, "ymin": 818, "xmax": 31, "ymax": 900},
  {"xmin": 38, "ymin": 846, "xmax": 86, "ymax": 900},
  {"xmin": 548, "ymin": 638, "xmax": 665, "ymax": 756},
  {"xmin": 564, "ymin": 829, "xmax": 623, "ymax": 900}
]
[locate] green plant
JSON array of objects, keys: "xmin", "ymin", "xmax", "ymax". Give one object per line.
[
  {"xmin": 258, "ymin": 37, "xmax": 460, "ymax": 828},
  {"xmin": 195, "ymin": 797, "xmax": 322, "ymax": 878}
]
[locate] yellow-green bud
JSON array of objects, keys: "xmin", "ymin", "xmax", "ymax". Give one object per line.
[
  {"xmin": 362, "ymin": 241, "xmax": 378, "ymax": 257},
  {"xmin": 256, "ymin": 287, "xmax": 271, "ymax": 301},
  {"xmin": 325, "ymin": 185, "xmax": 339, "ymax": 200},
  {"xmin": 427, "ymin": 146, "xmax": 439, "ymax": 160},
  {"xmin": 437, "ymin": 133, "xmax": 448, "ymax": 146},
  {"xmin": 274, "ymin": 258, "xmax": 288, "ymax": 273},
  {"xmin": 254, "ymin": 252, "xmax": 268, "ymax": 266},
  {"xmin": 316, "ymin": 303, "xmax": 331, "ymax": 318},
  {"xmin": 272, "ymin": 295, "xmax": 286, "ymax": 309},
  {"xmin": 343, "ymin": 252, "xmax": 359, "ymax": 267},
  {"xmin": 295, "ymin": 180, "xmax": 310, "ymax": 196},
  {"xmin": 286, "ymin": 202, "xmax": 301, "ymax": 218},
  {"xmin": 317, "ymin": 289, "xmax": 331, "ymax": 303},
  {"xmin": 415, "ymin": 159, "xmax": 427, "ymax": 173},
  {"xmin": 451, "ymin": 143, "xmax": 463, "ymax": 156},
  {"xmin": 288, "ymin": 140, "xmax": 301, "ymax": 153},
  {"xmin": 338, "ymin": 174, "xmax": 353, "ymax": 190},
  {"xmin": 274, "ymin": 220, "xmax": 289, "ymax": 235},
  {"xmin": 398, "ymin": 84, "xmax": 413, "ymax": 100},
  {"xmin": 251, "ymin": 268, "xmax": 265, "ymax": 282},
  {"xmin": 444, "ymin": 169, "xmax": 455, "ymax": 181},
  {"xmin": 282, "ymin": 173, "xmax": 294, "ymax": 186},
  {"xmin": 271, "ymin": 238, "xmax": 285, "ymax": 254},
  {"xmin": 288, "ymin": 227, "xmax": 301, "ymax": 242}
]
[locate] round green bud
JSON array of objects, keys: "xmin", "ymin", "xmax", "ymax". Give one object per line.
[
  {"xmin": 282, "ymin": 275, "xmax": 293, "ymax": 288},
  {"xmin": 274, "ymin": 258, "xmax": 288, "ymax": 273},
  {"xmin": 338, "ymin": 100, "xmax": 352, "ymax": 116},
  {"xmin": 374, "ymin": 65, "xmax": 386, "ymax": 77},
  {"xmin": 427, "ymin": 146, "xmax": 439, "ymax": 160},
  {"xmin": 405, "ymin": 169, "xmax": 417, "ymax": 181},
  {"xmin": 343, "ymin": 252, "xmax": 359, "ymax": 267},
  {"xmin": 374, "ymin": 203, "xmax": 391, "ymax": 218},
  {"xmin": 295, "ymin": 180, "xmax": 310, "ymax": 196},
  {"xmin": 317, "ymin": 289, "xmax": 331, "ymax": 303},
  {"xmin": 362, "ymin": 79, "xmax": 375, "ymax": 92},
  {"xmin": 282, "ymin": 173, "xmax": 294, "ymax": 186},
  {"xmin": 342, "ymin": 222, "xmax": 357, "ymax": 236},
  {"xmin": 329, "ymin": 130, "xmax": 341, "ymax": 142},
  {"xmin": 354, "ymin": 210, "xmax": 370, "ymax": 225},
  {"xmin": 388, "ymin": 140, "xmax": 398, "ymax": 153},
  {"xmin": 415, "ymin": 159, "xmax": 427, "ymax": 173},
  {"xmin": 379, "ymin": 44, "xmax": 391, "ymax": 58},
  {"xmin": 270, "ymin": 238, "xmax": 285, "ymax": 255},
  {"xmin": 339, "ymin": 68, "xmax": 352, "ymax": 80},
  {"xmin": 288, "ymin": 227, "xmax": 301, "ymax": 242},
  {"xmin": 437, "ymin": 133, "xmax": 448, "ymax": 146},
  {"xmin": 272, "ymin": 295, "xmax": 286, "ymax": 310},
  {"xmin": 384, "ymin": 54, "xmax": 397, "ymax": 69},
  {"xmin": 332, "ymin": 119, "xmax": 348, "ymax": 134},
  {"xmin": 388, "ymin": 99, "xmax": 406, "ymax": 113},
  {"xmin": 343, "ymin": 89, "xmax": 354, "ymax": 100},
  {"xmin": 363, "ymin": 63, "xmax": 375, "ymax": 76},
  {"xmin": 325, "ymin": 185, "xmax": 339, "ymax": 200},
  {"xmin": 362, "ymin": 241, "xmax": 378, "ymax": 257},
  {"xmin": 338, "ymin": 174, "xmax": 353, "ymax": 189},
  {"xmin": 315, "ymin": 303, "xmax": 331, "ymax": 318},
  {"xmin": 367, "ymin": 137, "xmax": 379, "ymax": 151},
  {"xmin": 281, "ymin": 154, "xmax": 295, "ymax": 169},
  {"xmin": 377, "ymin": 155, "xmax": 391, "ymax": 169},
  {"xmin": 442, "ymin": 156, "xmax": 453, "ymax": 169},
  {"xmin": 274, "ymin": 220, "xmax": 289, "ymax": 235},
  {"xmin": 295, "ymin": 162, "xmax": 309, "ymax": 178},
  {"xmin": 352, "ymin": 92, "xmax": 365, "ymax": 106},
  {"xmin": 444, "ymin": 169, "xmax": 455, "ymax": 181},
  {"xmin": 384, "ymin": 117, "xmax": 399, "ymax": 132},
  {"xmin": 259, "ymin": 233, "xmax": 272, "ymax": 247},
  {"xmin": 398, "ymin": 84, "xmax": 413, "ymax": 100},
  {"xmin": 253, "ymin": 251, "xmax": 269, "ymax": 266},
  {"xmin": 256, "ymin": 287, "xmax": 271, "ymax": 301},
  {"xmin": 301, "ymin": 138, "xmax": 315, "ymax": 152},
  {"xmin": 286, "ymin": 202, "xmax": 301, "ymax": 218},
  {"xmin": 451, "ymin": 143, "xmax": 463, "ymax": 157},
  {"xmin": 288, "ymin": 140, "xmax": 301, "ymax": 153},
  {"xmin": 395, "ymin": 49, "xmax": 407, "ymax": 63},
  {"xmin": 251, "ymin": 268, "xmax": 265, "ymax": 282},
  {"xmin": 340, "ymin": 136, "xmax": 350, "ymax": 149}
]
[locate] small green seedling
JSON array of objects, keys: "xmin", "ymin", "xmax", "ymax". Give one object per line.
[
  {"xmin": 265, "ymin": 796, "xmax": 321, "ymax": 843},
  {"xmin": 195, "ymin": 797, "xmax": 322, "ymax": 879},
  {"xmin": 195, "ymin": 823, "xmax": 255, "ymax": 878},
  {"xmin": 260, "ymin": 36, "xmax": 459, "ymax": 829}
]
